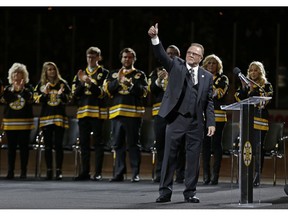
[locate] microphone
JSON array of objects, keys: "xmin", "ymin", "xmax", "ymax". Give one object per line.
[
  {"xmin": 233, "ymin": 66, "xmax": 266, "ymax": 94},
  {"xmin": 233, "ymin": 67, "xmax": 249, "ymax": 85}
]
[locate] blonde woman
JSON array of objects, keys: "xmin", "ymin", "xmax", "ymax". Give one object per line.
[
  {"xmin": 34, "ymin": 62, "xmax": 71, "ymax": 180},
  {"xmin": 234, "ymin": 61, "xmax": 273, "ymax": 187},
  {"xmin": 201, "ymin": 54, "xmax": 229, "ymax": 185},
  {"xmin": 2, "ymin": 63, "xmax": 34, "ymax": 179}
]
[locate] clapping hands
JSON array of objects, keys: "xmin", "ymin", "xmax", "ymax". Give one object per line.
[
  {"xmin": 78, "ymin": 70, "xmax": 92, "ymax": 84},
  {"xmin": 12, "ymin": 79, "xmax": 24, "ymax": 92}
]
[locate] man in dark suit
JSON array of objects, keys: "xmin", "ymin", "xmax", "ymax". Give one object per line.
[
  {"xmin": 148, "ymin": 23, "xmax": 216, "ymax": 203},
  {"xmin": 148, "ymin": 45, "xmax": 186, "ymax": 184}
]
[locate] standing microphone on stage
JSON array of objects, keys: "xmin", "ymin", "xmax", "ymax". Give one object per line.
[
  {"xmin": 233, "ymin": 67, "xmax": 250, "ymax": 85},
  {"xmin": 233, "ymin": 66, "xmax": 266, "ymax": 94}
]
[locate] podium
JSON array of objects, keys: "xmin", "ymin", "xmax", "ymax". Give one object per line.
[{"xmin": 221, "ymin": 96, "xmax": 272, "ymax": 204}]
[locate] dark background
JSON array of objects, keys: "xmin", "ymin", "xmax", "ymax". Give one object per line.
[{"xmin": 0, "ymin": 6, "xmax": 288, "ymax": 108}]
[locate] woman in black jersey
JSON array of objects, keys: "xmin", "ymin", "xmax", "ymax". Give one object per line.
[{"xmin": 34, "ymin": 62, "xmax": 71, "ymax": 180}]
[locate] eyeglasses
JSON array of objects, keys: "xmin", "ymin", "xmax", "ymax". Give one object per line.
[{"xmin": 186, "ymin": 51, "xmax": 202, "ymax": 57}]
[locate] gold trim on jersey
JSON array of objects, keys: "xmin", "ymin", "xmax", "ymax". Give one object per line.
[
  {"xmin": 85, "ymin": 65, "xmax": 102, "ymax": 86},
  {"xmin": 152, "ymin": 102, "xmax": 161, "ymax": 116},
  {"xmin": 119, "ymin": 67, "xmax": 136, "ymax": 76},
  {"xmin": 39, "ymin": 115, "xmax": 69, "ymax": 128},
  {"xmin": 86, "ymin": 65, "xmax": 101, "ymax": 76},
  {"xmin": 214, "ymin": 110, "xmax": 227, "ymax": 122},
  {"xmin": 77, "ymin": 105, "xmax": 108, "ymax": 119},
  {"xmin": 103, "ymin": 79, "xmax": 112, "ymax": 98},
  {"xmin": 254, "ymin": 117, "xmax": 269, "ymax": 131},
  {"xmin": 163, "ymin": 78, "xmax": 168, "ymax": 91},
  {"xmin": 2, "ymin": 118, "xmax": 35, "ymax": 130},
  {"xmin": 109, "ymin": 104, "xmax": 145, "ymax": 119}
]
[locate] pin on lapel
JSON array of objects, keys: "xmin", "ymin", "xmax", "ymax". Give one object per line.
[{"xmin": 202, "ymin": 75, "xmax": 205, "ymax": 78}]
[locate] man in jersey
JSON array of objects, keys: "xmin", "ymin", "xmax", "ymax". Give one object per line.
[
  {"xmin": 72, "ymin": 47, "xmax": 109, "ymax": 181},
  {"xmin": 104, "ymin": 48, "xmax": 148, "ymax": 182}
]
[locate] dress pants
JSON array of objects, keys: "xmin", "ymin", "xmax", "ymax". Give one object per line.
[
  {"xmin": 153, "ymin": 115, "xmax": 167, "ymax": 180},
  {"xmin": 253, "ymin": 129, "xmax": 267, "ymax": 174},
  {"xmin": 111, "ymin": 116, "xmax": 142, "ymax": 178},
  {"xmin": 78, "ymin": 117, "xmax": 104, "ymax": 176},
  {"xmin": 6, "ymin": 130, "xmax": 30, "ymax": 175},
  {"xmin": 202, "ymin": 121, "xmax": 225, "ymax": 182},
  {"xmin": 154, "ymin": 115, "xmax": 186, "ymax": 181},
  {"xmin": 42, "ymin": 124, "xmax": 65, "ymax": 170},
  {"xmin": 159, "ymin": 113, "xmax": 202, "ymax": 199}
]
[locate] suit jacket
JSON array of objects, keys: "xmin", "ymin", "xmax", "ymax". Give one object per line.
[{"xmin": 152, "ymin": 42, "xmax": 215, "ymax": 128}]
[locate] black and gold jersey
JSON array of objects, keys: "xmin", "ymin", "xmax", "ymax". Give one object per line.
[
  {"xmin": 148, "ymin": 67, "xmax": 167, "ymax": 116},
  {"xmin": 212, "ymin": 73, "xmax": 229, "ymax": 122},
  {"xmin": 34, "ymin": 79, "xmax": 71, "ymax": 128},
  {"xmin": 234, "ymin": 82, "xmax": 273, "ymax": 130},
  {"xmin": 103, "ymin": 67, "xmax": 148, "ymax": 119},
  {"xmin": 72, "ymin": 66, "xmax": 109, "ymax": 119},
  {"xmin": 2, "ymin": 84, "xmax": 34, "ymax": 130}
]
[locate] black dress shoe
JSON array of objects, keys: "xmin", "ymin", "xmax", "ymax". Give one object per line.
[
  {"xmin": 20, "ymin": 170, "xmax": 27, "ymax": 179},
  {"xmin": 73, "ymin": 173, "xmax": 90, "ymax": 181},
  {"xmin": 19, "ymin": 173, "xmax": 27, "ymax": 179},
  {"xmin": 203, "ymin": 179, "xmax": 210, "ymax": 185},
  {"xmin": 211, "ymin": 179, "xmax": 218, "ymax": 185},
  {"xmin": 254, "ymin": 182, "xmax": 260, "ymax": 187},
  {"xmin": 55, "ymin": 169, "xmax": 63, "ymax": 180},
  {"xmin": 45, "ymin": 170, "xmax": 53, "ymax": 180},
  {"xmin": 211, "ymin": 174, "xmax": 219, "ymax": 185},
  {"xmin": 109, "ymin": 175, "xmax": 124, "ymax": 182},
  {"xmin": 131, "ymin": 175, "xmax": 140, "ymax": 182},
  {"xmin": 6, "ymin": 171, "xmax": 14, "ymax": 180},
  {"xmin": 91, "ymin": 174, "xmax": 102, "ymax": 181},
  {"xmin": 153, "ymin": 176, "xmax": 160, "ymax": 183},
  {"xmin": 156, "ymin": 196, "xmax": 171, "ymax": 203},
  {"xmin": 19, "ymin": 169, "xmax": 27, "ymax": 179},
  {"xmin": 185, "ymin": 196, "xmax": 200, "ymax": 203},
  {"xmin": 175, "ymin": 178, "xmax": 184, "ymax": 184}
]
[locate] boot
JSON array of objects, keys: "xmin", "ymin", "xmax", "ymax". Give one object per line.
[
  {"xmin": 20, "ymin": 169, "xmax": 27, "ymax": 179},
  {"xmin": 46, "ymin": 169, "xmax": 53, "ymax": 180},
  {"xmin": 6, "ymin": 171, "xmax": 14, "ymax": 180},
  {"xmin": 203, "ymin": 173, "xmax": 211, "ymax": 185},
  {"xmin": 55, "ymin": 169, "xmax": 63, "ymax": 180},
  {"xmin": 211, "ymin": 174, "xmax": 219, "ymax": 185}
]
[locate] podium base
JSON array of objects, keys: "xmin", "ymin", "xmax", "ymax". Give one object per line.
[{"xmin": 221, "ymin": 202, "xmax": 272, "ymax": 208}]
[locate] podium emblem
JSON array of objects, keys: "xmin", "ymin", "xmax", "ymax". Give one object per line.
[{"xmin": 243, "ymin": 141, "xmax": 252, "ymax": 166}]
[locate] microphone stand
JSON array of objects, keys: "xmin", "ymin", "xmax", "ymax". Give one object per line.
[
  {"xmin": 245, "ymin": 77, "xmax": 268, "ymax": 109},
  {"xmin": 246, "ymin": 76, "xmax": 266, "ymax": 95}
]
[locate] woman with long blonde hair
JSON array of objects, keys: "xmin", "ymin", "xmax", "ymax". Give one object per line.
[
  {"xmin": 34, "ymin": 61, "xmax": 71, "ymax": 180},
  {"xmin": 201, "ymin": 54, "xmax": 229, "ymax": 185},
  {"xmin": 235, "ymin": 61, "xmax": 273, "ymax": 187}
]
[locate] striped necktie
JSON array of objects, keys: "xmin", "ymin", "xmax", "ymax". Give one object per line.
[{"xmin": 190, "ymin": 69, "xmax": 195, "ymax": 85}]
